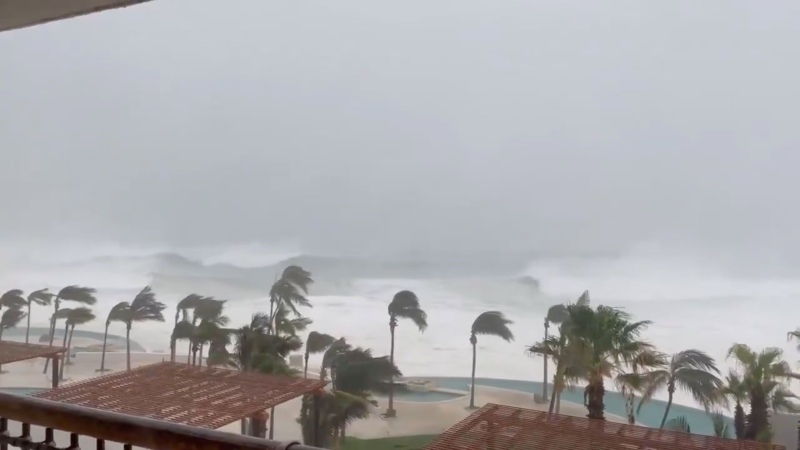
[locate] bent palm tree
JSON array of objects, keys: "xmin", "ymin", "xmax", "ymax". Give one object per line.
[
  {"xmin": 25, "ymin": 289, "xmax": 54, "ymax": 344},
  {"xmin": 43, "ymin": 286, "xmax": 97, "ymax": 373},
  {"xmin": 540, "ymin": 302, "xmax": 568, "ymax": 400},
  {"xmin": 298, "ymin": 390, "xmax": 369, "ymax": 448},
  {"xmin": 305, "ymin": 331, "xmax": 335, "ymax": 378},
  {"xmin": 0, "ymin": 290, "xmax": 26, "ymax": 311},
  {"xmin": 268, "ymin": 266, "xmax": 313, "ymax": 332},
  {"xmin": 123, "ymin": 286, "xmax": 166, "ymax": 370},
  {"xmin": 638, "ymin": 349, "xmax": 723, "ymax": 428},
  {"xmin": 386, "ymin": 290, "xmax": 427, "ymax": 417},
  {"xmin": 171, "ymin": 294, "xmax": 204, "ymax": 361},
  {"xmin": 616, "ymin": 349, "xmax": 666, "ymax": 424},
  {"xmin": 59, "ymin": 307, "xmax": 95, "ymax": 379},
  {"xmin": 0, "ymin": 308, "xmax": 27, "ymax": 372},
  {"xmin": 99, "ymin": 301, "xmax": 129, "ymax": 372},
  {"xmin": 469, "ymin": 311, "xmax": 514, "ymax": 408}
]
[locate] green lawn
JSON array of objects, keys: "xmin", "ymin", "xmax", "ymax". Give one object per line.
[{"xmin": 341, "ymin": 434, "xmax": 439, "ymax": 450}]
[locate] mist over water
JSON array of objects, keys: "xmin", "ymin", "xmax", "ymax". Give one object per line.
[{"xmin": 1, "ymin": 238, "xmax": 798, "ymax": 409}]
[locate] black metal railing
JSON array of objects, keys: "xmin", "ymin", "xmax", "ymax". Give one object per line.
[{"xmin": 0, "ymin": 392, "xmax": 325, "ymax": 450}]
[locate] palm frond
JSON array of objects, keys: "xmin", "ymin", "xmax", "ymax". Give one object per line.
[
  {"xmin": 0, "ymin": 289, "xmax": 26, "ymax": 310},
  {"xmin": 545, "ymin": 303, "xmax": 569, "ymax": 324},
  {"xmin": 65, "ymin": 307, "xmax": 96, "ymax": 326},
  {"xmin": 57, "ymin": 286, "xmax": 97, "ymax": 305},
  {"xmin": 0, "ymin": 309, "xmax": 27, "ymax": 329},
  {"xmin": 708, "ymin": 411, "xmax": 732, "ymax": 439},
  {"xmin": 127, "ymin": 286, "xmax": 167, "ymax": 324},
  {"xmin": 27, "ymin": 289, "xmax": 55, "ymax": 307},
  {"xmin": 106, "ymin": 302, "xmax": 130, "ymax": 325},
  {"xmin": 471, "ymin": 311, "xmax": 514, "ymax": 342},
  {"xmin": 665, "ymin": 415, "xmax": 691, "ymax": 433},
  {"xmin": 306, "ymin": 331, "xmax": 336, "ymax": 355}
]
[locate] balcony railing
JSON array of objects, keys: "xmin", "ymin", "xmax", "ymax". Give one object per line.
[{"xmin": 0, "ymin": 392, "xmax": 324, "ymax": 450}]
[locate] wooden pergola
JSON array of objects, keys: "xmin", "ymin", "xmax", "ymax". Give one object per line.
[
  {"xmin": 0, "ymin": 0, "xmax": 152, "ymax": 33},
  {"xmin": 0, "ymin": 341, "xmax": 65, "ymax": 388},
  {"xmin": 424, "ymin": 403, "xmax": 785, "ymax": 450},
  {"xmin": 33, "ymin": 361, "xmax": 327, "ymax": 441}
]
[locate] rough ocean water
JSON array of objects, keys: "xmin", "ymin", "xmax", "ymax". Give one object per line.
[{"xmin": 1, "ymin": 240, "xmax": 799, "ymax": 411}]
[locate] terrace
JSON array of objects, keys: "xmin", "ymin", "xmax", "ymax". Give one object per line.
[{"xmin": 424, "ymin": 403, "xmax": 786, "ymax": 450}]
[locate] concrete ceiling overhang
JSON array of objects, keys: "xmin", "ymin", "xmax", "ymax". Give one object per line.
[{"xmin": 0, "ymin": 0, "xmax": 151, "ymax": 33}]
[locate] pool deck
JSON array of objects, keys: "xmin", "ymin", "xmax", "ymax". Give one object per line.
[{"xmin": 0, "ymin": 352, "xmax": 628, "ymax": 442}]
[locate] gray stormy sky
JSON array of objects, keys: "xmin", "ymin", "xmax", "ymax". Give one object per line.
[{"xmin": 1, "ymin": 0, "xmax": 799, "ymax": 258}]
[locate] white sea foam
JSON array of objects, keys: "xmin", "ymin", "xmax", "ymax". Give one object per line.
[{"xmin": 2, "ymin": 239, "xmax": 799, "ymax": 411}]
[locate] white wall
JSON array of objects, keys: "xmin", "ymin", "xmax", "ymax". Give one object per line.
[{"xmin": 772, "ymin": 412, "xmax": 799, "ymax": 450}]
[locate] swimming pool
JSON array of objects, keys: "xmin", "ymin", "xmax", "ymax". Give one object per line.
[
  {"xmin": 0, "ymin": 387, "xmax": 45, "ymax": 396},
  {"xmin": 420, "ymin": 377, "xmax": 730, "ymax": 436}
]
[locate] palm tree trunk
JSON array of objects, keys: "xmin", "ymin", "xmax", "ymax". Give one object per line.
[
  {"xmin": 469, "ymin": 337, "xmax": 477, "ymax": 409},
  {"xmin": 625, "ymin": 392, "xmax": 635, "ymax": 424},
  {"xmin": 100, "ymin": 323, "xmax": 110, "ymax": 371},
  {"xmin": 66, "ymin": 325, "xmax": 75, "ymax": 365},
  {"xmin": 0, "ymin": 328, "xmax": 4, "ymax": 372},
  {"xmin": 187, "ymin": 341, "xmax": 192, "ymax": 364},
  {"xmin": 42, "ymin": 301, "xmax": 60, "ymax": 374},
  {"xmin": 734, "ymin": 402, "xmax": 745, "ymax": 439},
  {"xmin": 556, "ymin": 391, "xmax": 562, "ymax": 414},
  {"xmin": 199, "ymin": 343, "xmax": 204, "ymax": 366},
  {"xmin": 386, "ymin": 322, "xmax": 397, "ymax": 417},
  {"xmin": 542, "ymin": 319, "xmax": 548, "ymax": 400},
  {"xmin": 304, "ymin": 352, "xmax": 309, "ymax": 379},
  {"xmin": 548, "ymin": 374, "xmax": 558, "ymax": 413},
  {"xmin": 585, "ymin": 378, "xmax": 606, "ymax": 420},
  {"xmin": 126, "ymin": 325, "xmax": 132, "ymax": 371},
  {"xmin": 25, "ymin": 303, "xmax": 31, "ymax": 344},
  {"xmin": 659, "ymin": 390, "xmax": 674, "ymax": 428},
  {"xmin": 58, "ymin": 322, "xmax": 69, "ymax": 380}
]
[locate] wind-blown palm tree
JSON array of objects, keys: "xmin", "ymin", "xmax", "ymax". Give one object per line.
[
  {"xmin": 270, "ymin": 302, "xmax": 312, "ymax": 337},
  {"xmin": 0, "ymin": 308, "xmax": 27, "ymax": 373},
  {"xmin": 123, "ymin": 286, "xmax": 166, "ymax": 370},
  {"xmin": 298, "ymin": 390, "xmax": 369, "ymax": 448},
  {"xmin": 716, "ymin": 370, "xmax": 748, "ymax": 439},
  {"xmin": 58, "ymin": 307, "xmax": 96, "ymax": 379},
  {"xmin": 305, "ymin": 331, "xmax": 335, "ymax": 379},
  {"xmin": 98, "ymin": 301, "xmax": 129, "ymax": 372},
  {"xmin": 540, "ymin": 302, "xmax": 569, "ymax": 401},
  {"xmin": 386, "ymin": 290, "xmax": 427, "ymax": 417},
  {"xmin": 170, "ymin": 294, "xmax": 204, "ymax": 362},
  {"xmin": 25, "ymin": 289, "xmax": 54, "ymax": 344},
  {"xmin": 0, "ymin": 308, "xmax": 26, "ymax": 340},
  {"xmin": 268, "ymin": 266, "xmax": 313, "ymax": 332},
  {"xmin": 188, "ymin": 298, "xmax": 228, "ymax": 366},
  {"xmin": 43, "ymin": 286, "xmax": 97, "ymax": 374},
  {"xmin": 0, "ymin": 290, "xmax": 27, "ymax": 311},
  {"xmin": 638, "ymin": 349, "xmax": 723, "ymax": 428},
  {"xmin": 469, "ymin": 311, "xmax": 514, "ymax": 408},
  {"xmin": 728, "ymin": 343, "xmax": 800, "ymax": 442},
  {"xmin": 615, "ymin": 349, "xmax": 666, "ymax": 424},
  {"xmin": 562, "ymin": 303, "xmax": 652, "ymax": 420}
]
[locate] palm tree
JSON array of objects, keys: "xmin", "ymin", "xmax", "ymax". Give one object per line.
[
  {"xmin": 268, "ymin": 266, "xmax": 313, "ymax": 332},
  {"xmin": 386, "ymin": 290, "xmax": 427, "ymax": 417},
  {"xmin": 188, "ymin": 298, "xmax": 228, "ymax": 366},
  {"xmin": 298, "ymin": 390, "xmax": 370, "ymax": 449},
  {"xmin": 0, "ymin": 308, "xmax": 26, "ymax": 340},
  {"xmin": 469, "ymin": 311, "xmax": 514, "ymax": 409},
  {"xmin": 717, "ymin": 370, "xmax": 748, "ymax": 439},
  {"xmin": 43, "ymin": 286, "xmax": 97, "ymax": 374},
  {"xmin": 540, "ymin": 302, "xmax": 568, "ymax": 401},
  {"xmin": 637, "ymin": 349, "xmax": 723, "ymax": 428},
  {"xmin": 123, "ymin": 286, "xmax": 166, "ymax": 370},
  {"xmin": 58, "ymin": 307, "xmax": 95, "ymax": 379},
  {"xmin": 562, "ymin": 303, "xmax": 652, "ymax": 420},
  {"xmin": 171, "ymin": 294, "xmax": 204, "ymax": 362},
  {"xmin": 708, "ymin": 410, "xmax": 733, "ymax": 439},
  {"xmin": 270, "ymin": 302, "xmax": 312, "ymax": 337},
  {"xmin": 0, "ymin": 308, "xmax": 27, "ymax": 373},
  {"xmin": 615, "ymin": 349, "xmax": 666, "ymax": 424},
  {"xmin": 98, "ymin": 301, "xmax": 130, "ymax": 372},
  {"xmin": 0, "ymin": 290, "xmax": 27, "ymax": 311},
  {"xmin": 728, "ymin": 343, "xmax": 800, "ymax": 441},
  {"xmin": 665, "ymin": 415, "xmax": 691, "ymax": 433},
  {"xmin": 25, "ymin": 289, "xmax": 54, "ymax": 344},
  {"xmin": 305, "ymin": 331, "xmax": 335, "ymax": 379}
]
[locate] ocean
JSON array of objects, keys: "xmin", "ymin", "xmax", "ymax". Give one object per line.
[{"xmin": 1, "ymin": 240, "xmax": 798, "ymax": 412}]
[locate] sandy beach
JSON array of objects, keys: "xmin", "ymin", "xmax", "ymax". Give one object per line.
[{"xmin": 0, "ymin": 350, "xmax": 628, "ymax": 448}]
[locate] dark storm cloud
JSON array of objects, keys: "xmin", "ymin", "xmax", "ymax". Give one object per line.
[{"xmin": 1, "ymin": 0, "xmax": 799, "ymax": 257}]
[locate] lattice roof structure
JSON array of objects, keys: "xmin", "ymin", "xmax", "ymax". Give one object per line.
[
  {"xmin": 424, "ymin": 403, "xmax": 785, "ymax": 450},
  {"xmin": 0, "ymin": 341, "xmax": 65, "ymax": 365},
  {"xmin": 34, "ymin": 361, "xmax": 327, "ymax": 429}
]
